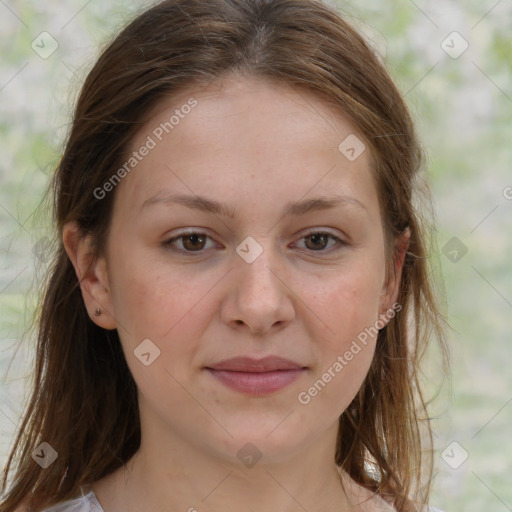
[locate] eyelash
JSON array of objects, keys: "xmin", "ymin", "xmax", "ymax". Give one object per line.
[{"xmin": 161, "ymin": 230, "xmax": 347, "ymax": 256}]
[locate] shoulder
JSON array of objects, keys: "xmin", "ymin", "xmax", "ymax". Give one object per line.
[
  {"xmin": 40, "ymin": 488, "xmax": 104, "ymax": 512},
  {"xmin": 373, "ymin": 501, "xmax": 445, "ymax": 512},
  {"xmin": 338, "ymin": 470, "xmax": 445, "ymax": 512}
]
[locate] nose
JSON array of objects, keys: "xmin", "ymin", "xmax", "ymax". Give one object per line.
[{"xmin": 220, "ymin": 243, "xmax": 295, "ymax": 335}]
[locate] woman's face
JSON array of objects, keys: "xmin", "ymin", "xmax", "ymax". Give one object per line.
[{"xmin": 84, "ymin": 74, "xmax": 401, "ymax": 466}]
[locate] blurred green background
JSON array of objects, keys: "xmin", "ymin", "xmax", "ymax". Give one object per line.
[{"xmin": 1, "ymin": 1, "xmax": 511, "ymax": 510}]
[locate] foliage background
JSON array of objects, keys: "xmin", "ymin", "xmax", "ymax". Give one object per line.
[{"xmin": 1, "ymin": 0, "xmax": 511, "ymax": 510}]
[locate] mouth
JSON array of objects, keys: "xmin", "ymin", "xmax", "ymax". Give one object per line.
[{"xmin": 204, "ymin": 356, "xmax": 307, "ymax": 396}]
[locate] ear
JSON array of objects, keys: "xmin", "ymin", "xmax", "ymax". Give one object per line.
[
  {"xmin": 62, "ymin": 221, "xmax": 117, "ymax": 330},
  {"xmin": 378, "ymin": 227, "xmax": 411, "ymax": 325}
]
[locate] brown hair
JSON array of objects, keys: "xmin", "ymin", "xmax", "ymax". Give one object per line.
[{"xmin": 1, "ymin": 1, "xmax": 449, "ymax": 510}]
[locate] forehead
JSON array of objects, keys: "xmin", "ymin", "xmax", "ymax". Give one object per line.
[
  {"xmin": 111, "ymin": 74, "xmax": 377, "ymax": 222},
  {"xmin": 144, "ymin": 75, "xmax": 358, "ymax": 151}
]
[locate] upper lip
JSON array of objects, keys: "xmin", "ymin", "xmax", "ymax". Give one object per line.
[{"xmin": 206, "ymin": 356, "xmax": 305, "ymax": 372}]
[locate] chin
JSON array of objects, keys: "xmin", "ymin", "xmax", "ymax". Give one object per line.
[{"xmin": 208, "ymin": 421, "xmax": 317, "ymax": 469}]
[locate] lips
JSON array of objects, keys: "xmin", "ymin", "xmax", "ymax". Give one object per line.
[
  {"xmin": 207, "ymin": 356, "xmax": 304, "ymax": 372},
  {"xmin": 205, "ymin": 356, "xmax": 306, "ymax": 395}
]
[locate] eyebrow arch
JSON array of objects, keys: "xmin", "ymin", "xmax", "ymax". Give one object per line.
[{"xmin": 140, "ymin": 192, "xmax": 367, "ymax": 217}]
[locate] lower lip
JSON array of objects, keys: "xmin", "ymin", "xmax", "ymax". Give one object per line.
[{"xmin": 206, "ymin": 368, "xmax": 305, "ymax": 395}]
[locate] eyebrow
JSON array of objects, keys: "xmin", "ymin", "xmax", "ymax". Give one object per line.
[{"xmin": 140, "ymin": 191, "xmax": 366, "ymax": 218}]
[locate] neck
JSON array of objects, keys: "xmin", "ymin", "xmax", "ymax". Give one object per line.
[
  {"xmin": 119, "ymin": 451, "xmax": 351, "ymax": 512},
  {"xmin": 91, "ymin": 396, "xmax": 384, "ymax": 512},
  {"xmin": 93, "ymin": 427, "xmax": 358, "ymax": 512}
]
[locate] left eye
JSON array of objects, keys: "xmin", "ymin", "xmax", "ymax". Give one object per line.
[
  {"xmin": 161, "ymin": 231, "xmax": 345, "ymax": 255},
  {"xmin": 293, "ymin": 232, "xmax": 344, "ymax": 252}
]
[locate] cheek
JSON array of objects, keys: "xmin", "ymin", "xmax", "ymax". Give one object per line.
[
  {"xmin": 301, "ymin": 262, "xmax": 384, "ymax": 347},
  {"xmin": 107, "ymin": 251, "xmax": 221, "ymax": 377},
  {"xmin": 108, "ymin": 246, "xmax": 193, "ymax": 337},
  {"xmin": 293, "ymin": 262, "xmax": 383, "ymax": 415},
  {"xmin": 107, "ymin": 259, "xmax": 216, "ymax": 414}
]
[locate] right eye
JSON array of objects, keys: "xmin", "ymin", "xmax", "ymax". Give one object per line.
[{"xmin": 161, "ymin": 231, "xmax": 219, "ymax": 254}]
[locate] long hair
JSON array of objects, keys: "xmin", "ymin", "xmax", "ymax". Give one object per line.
[{"xmin": 1, "ymin": 1, "xmax": 449, "ymax": 510}]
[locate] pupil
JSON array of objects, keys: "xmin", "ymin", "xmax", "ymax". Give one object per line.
[
  {"xmin": 307, "ymin": 234, "xmax": 327, "ymax": 250},
  {"xmin": 185, "ymin": 234, "xmax": 204, "ymax": 250}
]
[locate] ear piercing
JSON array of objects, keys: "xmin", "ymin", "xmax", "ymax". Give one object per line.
[{"xmin": 94, "ymin": 308, "xmax": 101, "ymax": 316}]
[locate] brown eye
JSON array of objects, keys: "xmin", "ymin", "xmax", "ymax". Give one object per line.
[
  {"xmin": 162, "ymin": 232, "xmax": 216, "ymax": 254},
  {"xmin": 294, "ymin": 231, "xmax": 346, "ymax": 254},
  {"xmin": 304, "ymin": 233, "xmax": 330, "ymax": 251},
  {"xmin": 181, "ymin": 233, "xmax": 207, "ymax": 251}
]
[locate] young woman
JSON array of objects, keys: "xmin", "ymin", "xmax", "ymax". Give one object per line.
[{"xmin": 1, "ymin": 1, "xmax": 448, "ymax": 510}]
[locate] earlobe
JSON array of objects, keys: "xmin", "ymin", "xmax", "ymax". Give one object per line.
[{"xmin": 62, "ymin": 221, "xmax": 117, "ymax": 330}]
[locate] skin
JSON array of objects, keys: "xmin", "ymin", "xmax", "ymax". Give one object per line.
[{"xmin": 63, "ymin": 73, "xmax": 407, "ymax": 512}]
